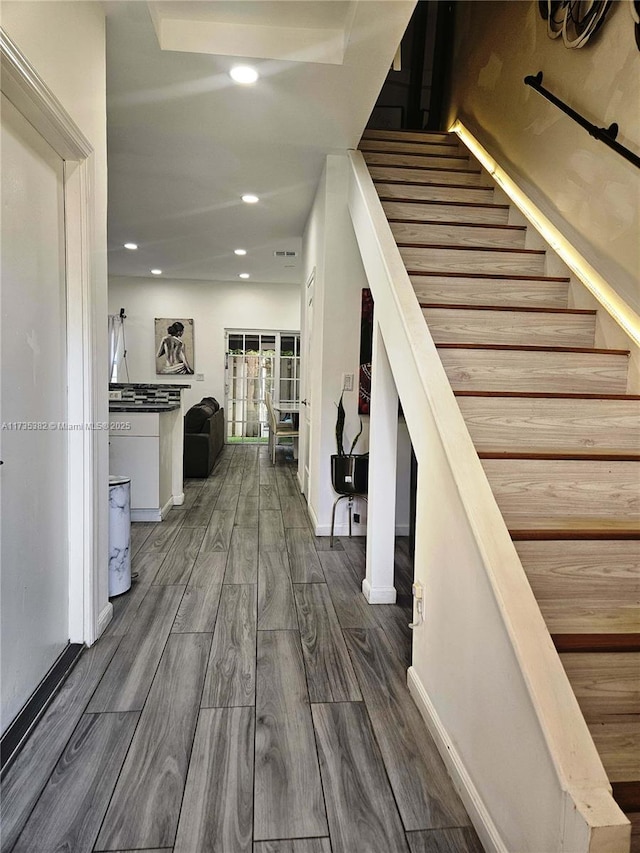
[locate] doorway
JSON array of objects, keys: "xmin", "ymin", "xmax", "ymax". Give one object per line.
[
  {"xmin": 0, "ymin": 93, "xmax": 69, "ymax": 735},
  {"xmin": 224, "ymin": 330, "xmax": 300, "ymax": 444}
]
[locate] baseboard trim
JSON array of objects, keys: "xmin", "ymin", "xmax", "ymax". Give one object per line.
[
  {"xmin": 160, "ymin": 496, "xmax": 174, "ymax": 519},
  {"xmin": 362, "ymin": 578, "xmax": 397, "ymax": 604},
  {"xmin": 172, "ymin": 492, "xmax": 185, "ymax": 506},
  {"xmin": 1, "ymin": 642, "xmax": 84, "ymax": 777},
  {"xmin": 407, "ymin": 666, "xmax": 507, "ymax": 853},
  {"xmin": 97, "ymin": 602, "xmax": 113, "ymax": 638},
  {"xmin": 131, "ymin": 507, "xmax": 163, "ymax": 522}
]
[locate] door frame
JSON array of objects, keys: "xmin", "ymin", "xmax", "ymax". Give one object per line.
[
  {"xmin": 224, "ymin": 329, "xmax": 301, "ymax": 443},
  {"xmin": 1, "ymin": 30, "xmax": 104, "ymax": 644},
  {"xmin": 300, "ymin": 267, "xmax": 315, "ymax": 496}
]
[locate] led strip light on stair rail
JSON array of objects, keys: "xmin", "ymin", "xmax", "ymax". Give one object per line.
[{"xmin": 449, "ymin": 120, "xmax": 640, "ymax": 347}]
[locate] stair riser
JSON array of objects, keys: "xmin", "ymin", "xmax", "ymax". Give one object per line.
[
  {"xmin": 391, "ymin": 221, "xmax": 525, "ymax": 249},
  {"xmin": 400, "ymin": 246, "xmax": 545, "ymax": 275},
  {"xmin": 560, "ymin": 653, "xmax": 640, "ymax": 720},
  {"xmin": 482, "ymin": 459, "xmax": 640, "ymax": 520},
  {"xmin": 383, "ymin": 200, "xmax": 509, "ymax": 225},
  {"xmin": 375, "ymin": 182, "xmax": 495, "ymax": 204},
  {"xmin": 516, "ymin": 540, "xmax": 640, "ymax": 601},
  {"xmin": 362, "ymin": 129, "xmax": 454, "ymax": 144},
  {"xmin": 363, "ymin": 151, "xmax": 473, "ymax": 170},
  {"xmin": 369, "ymin": 165, "xmax": 484, "ymax": 186},
  {"xmin": 440, "ymin": 349, "xmax": 629, "ymax": 394},
  {"xmin": 411, "ymin": 277, "xmax": 569, "ymax": 308},
  {"xmin": 458, "ymin": 397, "xmax": 640, "ymax": 451},
  {"xmin": 424, "ymin": 307, "xmax": 595, "ymax": 347},
  {"xmin": 360, "ymin": 137, "xmax": 460, "ymax": 153}
]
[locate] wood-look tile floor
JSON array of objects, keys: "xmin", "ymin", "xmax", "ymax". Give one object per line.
[{"xmin": 2, "ymin": 445, "xmax": 484, "ymax": 853}]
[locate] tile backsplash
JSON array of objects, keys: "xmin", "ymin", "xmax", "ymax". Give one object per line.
[{"xmin": 109, "ymin": 382, "xmax": 189, "ymax": 406}]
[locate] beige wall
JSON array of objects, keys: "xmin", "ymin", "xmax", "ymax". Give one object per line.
[{"xmin": 447, "ymin": 0, "xmax": 639, "ymax": 313}]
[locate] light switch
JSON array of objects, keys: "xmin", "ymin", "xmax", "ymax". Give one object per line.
[{"xmin": 342, "ymin": 373, "xmax": 354, "ymax": 392}]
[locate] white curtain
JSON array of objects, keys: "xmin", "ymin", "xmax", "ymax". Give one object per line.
[{"xmin": 108, "ymin": 314, "xmax": 120, "ymax": 381}]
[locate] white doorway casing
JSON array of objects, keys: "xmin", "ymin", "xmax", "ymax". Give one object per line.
[
  {"xmin": 1, "ymin": 92, "xmax": 69, "ymax": 731},
  {"xmin": 300, "ymin": 268, "xmax": 315, "ymax": 497},
  {"xmin": 0, "ymin": 30, "xmax": 106, "ymax": 676}
]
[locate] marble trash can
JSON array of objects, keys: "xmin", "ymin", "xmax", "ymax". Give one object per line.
[{"xmin": 109, "ymin": 475, "xmax": 132, "ymax": 596}]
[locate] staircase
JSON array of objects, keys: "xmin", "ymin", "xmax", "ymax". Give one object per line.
[{"xmin": 360, "ymin": 128, "xmax": 640, "ymax": 845}]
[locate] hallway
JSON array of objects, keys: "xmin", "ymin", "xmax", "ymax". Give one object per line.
[{"xmin": 2, "ymin": 445, "xmax": 482, "ymax": 853}]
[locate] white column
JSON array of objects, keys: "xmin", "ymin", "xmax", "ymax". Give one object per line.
[{"xmin": 363, "ymin": 319, "xmax": 398, "ymax": 604}]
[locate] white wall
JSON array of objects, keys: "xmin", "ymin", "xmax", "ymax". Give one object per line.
[
  {"xmin": 1, "ymin": 2, "xmax": 110, "ymax": 636},
  {"xmin": 108, "ymin": 276, "xmax": 300, "ymax": 411},
  {"xmin": 302, "ymin": 155, "xmax": 411, "ymax": 536},
  {"xmin": 447, "ymin": 0, "xmax": 640, "ymax": 314}
]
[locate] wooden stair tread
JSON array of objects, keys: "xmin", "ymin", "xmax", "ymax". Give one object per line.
[
  {"xmin": 410, "ymin": 270, "xmax": 570, "ymax": 282},
  {"xmin": 379, "ymin": 196, "xmax": 509, "ymax": 210},
  {"xmin": 539, "ymin": 601, "xmax": 640, "ymax": 634},
  {"xmin": 588, "ymin": 719, "xmax": 640, "ymax": 783},
  {"xmin": 519, "ymin": 541, "xmax": 640, "ymax": 630},
  {"xmin": 456, "ymin": 391, "xmax": 640, "ymax": 400},
  {"xmin": 360, "ymin": 146, "xmax": 469, "ymax": 160},
  {"xmin": 560, "ymin": 652, "xmax": 640, "ymax": 719},
  {"xmin": 437, "ymin": 342, "xmax": 629, "ymax": 354},
  {"xmin": 373, "ymin": 178, "xmax": 493, "ymax": 190},
  {"xmin": 361, "ymin": 129, "xmax": 454, "ymax": 141},
  {"xmin": 399, "ymin": 243, "xmax": 543, "ymax": 255},
  {"xmin": 390, "ymin": 219, "xmax": 525, "ymax": 231},
  {"xmin": 421, "ymin": 302, "xmax": 595, "ymax": 315},
  {"xmin": 365, "ymin": 159, "xmax": 481, "ymax": 175}
]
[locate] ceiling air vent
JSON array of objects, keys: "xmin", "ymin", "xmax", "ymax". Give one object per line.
[{"xmin": 274, "ymin": 250, "xmax": 298, "ymax": 258}]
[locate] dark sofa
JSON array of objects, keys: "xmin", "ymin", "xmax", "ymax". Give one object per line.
[{"xmin": 183, "ymin": 396, "xmax": 225, "ymax": 478}]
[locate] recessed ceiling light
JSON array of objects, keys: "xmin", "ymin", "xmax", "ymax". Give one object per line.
[
  {"xmin": 124, "ymin": 242, "xmax": 138, "ymax": 250},
  {"xmin": 150, "ymin": 269, "xmax": 162, "ymax": 275},
  {"xmin": 241, "ymin": 194, "xmax": 259, "ymax": 204},
  {"xmin": 230, "ymin": 65, "xmax": 259, "ymax": 85},
  {"xmin": 239, "ymin": 273, "xmax": 250, "ymax": 279},
  {"xmin": 234, "ymin": 248, "xmax": 247, "ymax": 256}
]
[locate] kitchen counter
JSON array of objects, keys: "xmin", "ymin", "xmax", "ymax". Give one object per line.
[
  {"xmin": 109, "ymin": 407, "xmax": 184, "ymax": 522},
  {"xmin": 109, "ymin": 402, "xmax": 181, "ymax": 413}
]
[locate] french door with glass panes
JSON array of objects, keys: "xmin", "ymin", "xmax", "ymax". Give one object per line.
[{"xmin": 224, "ymin": 330, "xmax": 300, "ymax": 443}]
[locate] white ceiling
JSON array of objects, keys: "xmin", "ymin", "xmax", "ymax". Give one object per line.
[{"xmin": 105, "ymin": 0, "xmax": 415, "ymax": 284}]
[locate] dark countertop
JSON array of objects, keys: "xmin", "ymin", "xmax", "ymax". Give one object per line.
[
  {"xmin": 108, "ymin": 403, "xmax": 181, "ymax": 413},
  {"xmin": 109, "ymin": 383, "xmax": 191, "ymax": 390}
]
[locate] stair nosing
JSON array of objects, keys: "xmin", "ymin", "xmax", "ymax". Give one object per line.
[
  {"xmin": 408, "ymin": 270, "xmax": 570, "ymax": 282},
  {"xmin": 436, "ymin": 342, "xmax": 629, "ymax": 355},
  {"xmin": 511, "ymin": 528, "xmax": 640, "ymax": 540},
  {"xmin": 362, "ymin": 136, "xmax": 458, "ymax": 148},
  {"xmin": 389, "ymin": 218, "xmax": 526, "ymax": 231},
  {"xmin": 455, "ymin": 390, "xmax": 640, "ymax": 400},
  {"xmin": 610, "ymin": 782, "xmax": 640, "ymax": 812},
  {"xmin": 478, "ymin": 450, "xmax": 640, "ymax": 461},
  {"xmin": 420, "ymin": 302, "xmax": 596, "ymax": 315},
  {"xmin": 374, "ymin": 178, "xmax": 494, "ymax": 191},
  {"xmin": 367, "ymin": 161, "xmax": 481, "ymax": 175},
  {"xmin": 360, "ymin": 147, "xmax": 469, "ymax": 161},
  {"xmin": 397, "ymin": 243, "xmax": 545, "ymax": 255},
  {"xmin": 380, "ymin": 196, "xmax": 509, "ymax": 210},
  {"xmin": 553, "ymin": 634, "xmax": 640, "ymax": 653}
]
